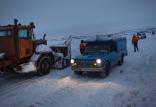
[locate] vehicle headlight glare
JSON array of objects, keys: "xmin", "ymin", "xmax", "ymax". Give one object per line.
[
  {"xmin": 70, "ymin": 59, "xmax": 75, "ymax": 64},
  {"xmin": 96, "ymin": 59, "xmax": 101, "ymax": 64}
]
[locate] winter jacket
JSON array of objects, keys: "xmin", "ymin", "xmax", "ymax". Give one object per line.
[
  {"xmin": 80, "ymin": 43, "xmax": 86, "ymax": 49},
  {"xmin": 132, "ymin": 36, "xmax": 139, "ymax": 43}
]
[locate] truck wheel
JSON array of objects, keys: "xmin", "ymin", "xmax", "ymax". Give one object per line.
[
  {"xmin": 118, "ymin": 56, "xmax": 124, "ymax": 65},
  {"xmin": 37, "ymin": 56, "xmax": 51, "ymax": 76},
  {"xmin": 100, "ymin": 62, "xmax": 110, "ymax": 78},
  {"xmin": 74, "ymin": 71, "xmax": 83, "ymax": 75}
]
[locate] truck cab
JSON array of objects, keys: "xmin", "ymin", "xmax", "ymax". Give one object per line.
[
  {"xmin": 0, "ymin": 20, "xmax": 72, "ymax": 76},
  {"xmin": 0, "ymin": 19, "xmax": 47, "ymax": 73},
  {"xmin": 71, "ymin": 35, "xmax": 127, "ymax": 78}
]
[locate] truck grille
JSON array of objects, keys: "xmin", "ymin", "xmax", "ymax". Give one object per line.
[{"xmin": 75, "ymin": 60, "xmax": 96, "ymax": 68}]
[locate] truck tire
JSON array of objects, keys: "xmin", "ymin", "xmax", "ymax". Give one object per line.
[
  {"xmin": 74, "ymin": 71, "xmax": 83, "ymax": 75},
  {"xmin": 100, "ymin": 62, "xmax": 110, "ymax": 78},
  {"xmin": 37, "ymin": 56, "xmax": 51, "ymax": 76},
  {"xmin": 118, "ymin": 55, "xmax": 124, "ymax": 65}
]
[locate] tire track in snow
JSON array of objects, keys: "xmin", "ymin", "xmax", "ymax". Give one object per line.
[{"xmin": 0, "ymin": 67, "xmax": 71, "ymax": 99}]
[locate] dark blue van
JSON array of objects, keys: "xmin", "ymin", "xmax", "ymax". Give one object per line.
[{"xmin": 71, "ymin": 36, "xmax": 127, "ymax": 78}]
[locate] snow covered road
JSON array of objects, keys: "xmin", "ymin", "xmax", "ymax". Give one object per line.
[{"xmin": 0, "ymin": 33, "xmax": 156, "ymax": 107}]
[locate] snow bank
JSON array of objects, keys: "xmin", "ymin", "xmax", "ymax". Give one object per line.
[
  {"xmin": 15, "ymin": 62, "xmax": 37, "ymax": 73},
  {"xmin": 0, "ymin": 30, "xmax": 156, "ymax": 107}
]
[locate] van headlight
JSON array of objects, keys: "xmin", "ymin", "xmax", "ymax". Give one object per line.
[
  {"xmin": 96, "ymin": 59, "xmax": 101, "ymax": 64},
  {"xmin": 70, "ymin": 59, "xmax": 75, "ymax": 64}
]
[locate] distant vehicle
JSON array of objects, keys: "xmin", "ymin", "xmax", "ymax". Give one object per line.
[
  {"xmin": 0, "ymin": 19, "xmax": 71, "ymax": 76},
  {"xmin": 71, "ymin": 35, "xmax": 128, "ymax": 78},
  {"xmin": 137, "ymin": 32, "xmax": 146, "ymax": 39},
  {"xmin": 152, "ymin": 31, "xmax": 155, "ymax": 35}
]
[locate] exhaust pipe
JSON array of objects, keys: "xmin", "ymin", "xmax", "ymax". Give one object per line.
[
  {"xmin": 30, "ymin": 22, "xmax": 35, "ymax": 28},
  {"xmin": 14, "ymin": 19, "xmax": 18, "ymax": 25}
]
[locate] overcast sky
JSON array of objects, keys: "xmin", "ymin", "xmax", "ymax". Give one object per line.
[{"xmin": 0, "ymin": 0, "xmax": 156, "ymax": 36}]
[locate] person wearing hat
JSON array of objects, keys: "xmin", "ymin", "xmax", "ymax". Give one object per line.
[{"xmin": 131, "ymin": 34, "xmax": 139, "ymax": 52}]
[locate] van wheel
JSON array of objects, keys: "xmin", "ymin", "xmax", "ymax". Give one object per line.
[
  {"xmin": 100, "ymin": 71, "xmax": 106, "ymax": 78},
  {"xmin": 118, "ymin": 56, "xmax": 124, "ymax": 65},
  {"xmin": 37, "ymin": 56, "xmax": 51, "ymax": 76},
  {"xmin": 105, "ymin": 62, "xmax": 110, "ymax": 76},
  {"xmin": 74, "ymin": 71, "xmax": 83, "ymax": 75},
  {"xmin": 100, "ymin": 62, "xmax": 110, "ymax": 78}
]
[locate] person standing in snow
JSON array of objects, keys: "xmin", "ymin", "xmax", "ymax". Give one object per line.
[
  {"xmin": 132, "ymin": 35, "xmax": 139, "ymax": 52},
  {"xmin": 80, "ymin": 40, "xmax": 86, "ymax": 54}
]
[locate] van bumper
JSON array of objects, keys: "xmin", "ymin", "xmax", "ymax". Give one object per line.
[{"xmin": 72, "ymin": 67, "xmax": 103, "ymax": 72}]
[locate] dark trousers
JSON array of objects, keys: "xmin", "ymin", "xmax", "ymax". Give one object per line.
[
  {"xmin": 80, "ymin": 48, "xmax": 85, "ymax": 54},
  {"xmin": 133, "ymin": 42, "xmax": 139, "ymax": 52}
]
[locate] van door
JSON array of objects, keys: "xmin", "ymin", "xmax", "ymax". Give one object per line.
[{"xmin": 109, "ymin": 43, "xmax": 118, "ymax": 65}]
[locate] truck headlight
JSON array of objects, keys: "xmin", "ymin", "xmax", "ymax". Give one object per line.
[
  {"xmin": 70, "ymin": 59, "xmax": 75, "ymax": 64},
  {"xmin": 96, "ymin": 59, "xmax": 101, "ymax": 64}
]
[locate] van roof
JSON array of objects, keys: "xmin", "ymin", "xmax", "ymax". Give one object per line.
[{"xmin": 85, "ymin": 36, "xmax": 126, "ymax": 44}]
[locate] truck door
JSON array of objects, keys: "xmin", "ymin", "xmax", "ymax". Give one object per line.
[{"xmin": 18, "ymin": 29, "xmax": 33, "ymax": 59}]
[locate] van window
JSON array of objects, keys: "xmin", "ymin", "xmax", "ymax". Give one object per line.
[{"xmin": 84, "ymin": 45, "xmax": 111, "ymax": 53}]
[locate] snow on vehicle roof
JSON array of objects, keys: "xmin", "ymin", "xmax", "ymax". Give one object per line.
[{"xmin": 85, "ymin": 34, "xmax": 125, "ymax": 43}]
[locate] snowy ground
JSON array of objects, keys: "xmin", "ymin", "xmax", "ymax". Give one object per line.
[{"xmin": 0, "ymin": 32, "xmax": 156, "ymax": 107}]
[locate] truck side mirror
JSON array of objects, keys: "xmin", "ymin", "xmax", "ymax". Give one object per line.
[{"xmin": 14, "ymin": 19, "xmax": 18, "ymax": 25}]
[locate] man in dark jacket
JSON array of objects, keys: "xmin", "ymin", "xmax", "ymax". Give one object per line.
[{"xmin": 132, "ymin": 35, "xmax": 139, "ymax": 52}]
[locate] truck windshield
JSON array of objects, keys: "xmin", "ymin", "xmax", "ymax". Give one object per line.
[
  {"xmin": 0, "ymin": 31, "xmax": 11, "ymax": 36},
  {"xmin": 84, "ymin": 45, "xmax": 111, "ymax": 53},
  {"xmin": 18, "ymin": 30, "xmax": 28, "ymax": 38}
]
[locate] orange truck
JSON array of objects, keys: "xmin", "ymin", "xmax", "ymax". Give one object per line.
[{"xmin": 0, "ymin": 19, "xmax": 71, "ymax": 76}]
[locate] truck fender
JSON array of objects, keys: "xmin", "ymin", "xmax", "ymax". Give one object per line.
[
  {"xmin": 31, "ymin": 44, "xmax": 55, "ymax": 64},
  {"xmin": 30, "ymin": 52, "xmax": 54, "ymax": 73},
  {"xmin": 30, "ymin": 53, "xmax": 41, "ymax": 62},
  {"xmin": 35, "ymin": 44, "xmax": 55, "ymax": 54}
]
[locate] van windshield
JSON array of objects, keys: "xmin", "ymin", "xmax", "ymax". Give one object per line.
[
  {"xmin": 0, "ymin": 31, "xmax": 12, "ymax": 36},
  {"xmin": 84, "ymin": 45, "xmax": 111, "ymax": 53}
]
